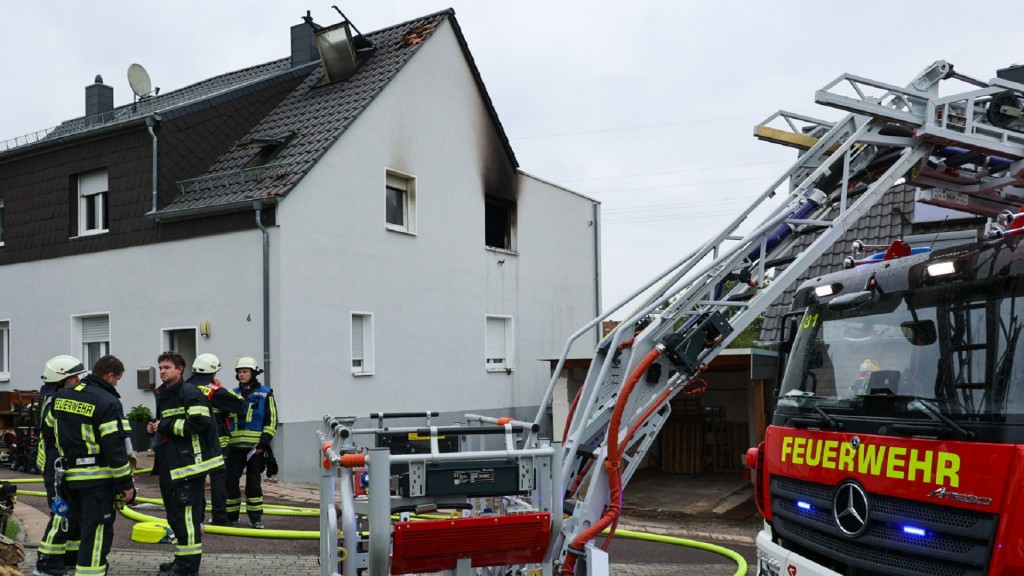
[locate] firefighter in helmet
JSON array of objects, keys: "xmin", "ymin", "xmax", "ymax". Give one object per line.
[
  {"xmin": 34, "ymin": 355, "xmax": 88, "ymax": 576},
  {"xmin": 225, "ymin": 356, "xmax": 277, "ymax": 529},
  {"xmin": 50, "ymin": 354, "xmax": 135, "ymax": 576},
  {"xmin": 186, "ymin": 353, "xmax": 244, "ymax": 527}
]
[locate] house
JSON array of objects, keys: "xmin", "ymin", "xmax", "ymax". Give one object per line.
[{"xmin": 0, "ymin": 10, "xmax": 600, "ymax": 482}]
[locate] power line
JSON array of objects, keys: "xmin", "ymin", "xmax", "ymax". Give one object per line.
[
  {"xmin": 555, "ymin": 159, "xmax": 789, "ymax": 184},
  {"xmin": 508, "ymin": 111, "xmax": 787, "ymax": 141},
  {"xmin": 583, "ymin": 174, "xmax": 777, "ymax": 195}
]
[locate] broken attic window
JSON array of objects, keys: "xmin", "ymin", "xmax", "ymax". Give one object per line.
[
  {"xmin": 315, "ymin": 21, "xmax": 375, "ymax": 84},
  {"xmin": 241, "ymin": 133, "xmax": 293, "ymax": 168}
]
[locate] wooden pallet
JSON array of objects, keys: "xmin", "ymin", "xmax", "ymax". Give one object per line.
[
  {"xmin": 710, "ymin": 422, "xmax": 748, "ymax": 472},
  {"xmin": 660, "ymin": 422, "xmax": 703, "ymax": 474}
]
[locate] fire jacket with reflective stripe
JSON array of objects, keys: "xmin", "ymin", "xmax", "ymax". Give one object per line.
[
  {"xmin": 188, "ymin": 374, "xmax": 244, "ymax": 449},
  {"xmin": 228, "ymin": 382, "xmax": 277, "ymax": 449},
  {"xmin": 50, "ymin": 374, "xmax": 133, "ymax": 491},
  {"xmin": 36, "ymin": 382, "xmax": 60, "ymax": 482},
  {"xmin": 152, "ymin": 378, "xmax": 224, "ymax": 483}
]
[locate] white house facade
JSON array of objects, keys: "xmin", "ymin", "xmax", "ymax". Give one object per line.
[{"xmin": 0, "ymin": 11, "xmax": 599, "ymax": 482}]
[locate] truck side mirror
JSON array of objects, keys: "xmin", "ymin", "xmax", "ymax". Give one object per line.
[{"xmin": 900, "ymin": 320, "xmax": 937, "ymax": 346}]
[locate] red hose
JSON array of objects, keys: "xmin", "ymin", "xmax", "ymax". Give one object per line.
[
  {"xmin": 562, "ymin": 386, "xmax": 584, "ymax": 444},
  {"xmin": 561, "ymin": 347, "xmax": 662, "ymax": 575}
]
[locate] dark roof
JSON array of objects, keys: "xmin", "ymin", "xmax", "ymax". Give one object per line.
[
  {"xmin": 158, "ymin": 9, "xmax": 516, "ymax": 218},
  {"xmin": 0, "ymin": 59, "xmax": 295, "ymax": 156}
]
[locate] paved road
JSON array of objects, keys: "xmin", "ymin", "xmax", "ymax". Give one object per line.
[{"xmin": 5, "ymin": 453, "xmax": 760, "ymax": 575}]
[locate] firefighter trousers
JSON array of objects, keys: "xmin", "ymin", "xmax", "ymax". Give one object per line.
[
  {"xmin": 208, "ymin": 465, "xmax": 229, "ymax": 525},
  {"xmin": 159, "ymin": 476, "xmax": 205, "ymax": 574},
  {"xmin": 226, "ymin": 448, "xmax": 265, "ymax": 523},
  {"xmin": 37, "ymin": 478, "xmax": 79, "ymax": 573},
  {"xmin": 66, "ymin": 482, "xmax": 116, "ymax": 576}
]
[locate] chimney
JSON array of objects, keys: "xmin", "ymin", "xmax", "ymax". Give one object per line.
[
  {"xmin": 85, "ymin": 75, "xmax": 113, "ymax": 117},
  {"xmin": 291, "ymin": 12, "xmax": 320, "ymax": 67}
]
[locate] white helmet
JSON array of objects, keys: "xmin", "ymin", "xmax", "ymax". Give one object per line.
[
  {"xmin": 234, "ymin": 356, "xmax": 263, "ymax": 375},
  {"xmin": 41, "ymin": 355, "xmax": 87, "ymax": 383},
  {"xmin": 192, "ymin": 353, "xmax": 221, "ymax": 374}
]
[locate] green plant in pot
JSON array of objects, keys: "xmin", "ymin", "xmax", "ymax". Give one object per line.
[{"xmin": 127, "ymin": 404, "xmax": 153, "ymax": 451}]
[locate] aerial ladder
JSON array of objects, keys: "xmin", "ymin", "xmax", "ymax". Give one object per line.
[
  {"xmin": 535, "ymin": 59, "xmax": 1024, "ymax": 575},
  {"xmin": 316, "ymin": 60, "xmax": 1024, "ymax": 575}
]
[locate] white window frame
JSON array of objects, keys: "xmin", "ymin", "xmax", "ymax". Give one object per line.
[
  {"xmin": 352, "ymin": 312, "xmax": 375, "ymax": 375},
  {"xmin": 0, "ymin": 198, "xmax": 5, "ymax": 246},
  {"xmin": 0, "ymin": 321, "xmax": 9, "ymax": 382},
  {"xmin": 485, "ymin": 315, "xmax": 514, "ymax": 372},
  {"xmin": 74, "ymin": 314, "xmax": 110, "ymax": 370},
  {"xmin": 163, "ymin": 327, "xmax": 199, "ymax": 370},
  {"xmin": 77, "ymin": 170, "xmax": 109, "ymax": 237},
  {"xmin": 385, "ymin": 170, "xmax": 416, "ymax": 235},
  {"xmin": 484, "ymin": 195, "xmax": 517, "ymax": 253}
]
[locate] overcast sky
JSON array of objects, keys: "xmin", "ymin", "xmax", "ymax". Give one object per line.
[{"xmin": 3, "ymin": 2, "xmax": 1023, "ymax": 312}]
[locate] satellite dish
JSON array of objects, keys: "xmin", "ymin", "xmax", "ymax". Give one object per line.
[{"xmin": 127, "ymin": 63, "xmax": 153, "ymax": 99}]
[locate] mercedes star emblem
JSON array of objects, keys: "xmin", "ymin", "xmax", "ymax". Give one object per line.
[{"xmin": 833, "ymin": 481, "xmax": 870, "ymax": 537}]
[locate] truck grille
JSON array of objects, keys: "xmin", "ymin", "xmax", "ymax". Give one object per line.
[{"xmin": 770, "ymin": 476, "xmax": 997, "ymax": 576}]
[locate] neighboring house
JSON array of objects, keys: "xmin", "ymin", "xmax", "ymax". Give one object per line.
[{"xmin": 0, "ymin": 10, "xmax": 600, "ymax": 482}]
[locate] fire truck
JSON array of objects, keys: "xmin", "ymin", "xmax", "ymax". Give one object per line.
[{"xmin": 317, "ymin": 59, "xmax": 1024, "ymax": 575}]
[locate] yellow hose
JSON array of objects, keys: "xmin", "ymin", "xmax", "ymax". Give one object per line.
[
  {"xmin": 119, "ymin": 505, "xmax": 322, "ymax": 539},
  {"xmin": 10, "ymin": 477, "xmax": 749, "ymax": 573},
  {"xmin": 607, "ymin": 527, "xmax": 748, "ymax": 576}
]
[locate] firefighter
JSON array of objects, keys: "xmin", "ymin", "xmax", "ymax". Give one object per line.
[
  {"xmin": 51, "ymin": 354, "xmax": 135, "ymax": 576},
  {"xmin": 185, "ymin": 353, "xmax": 243, "ymax": 527},
  {"xmin": 34, "ymin": 354, "xmax": 88, "ymax": 576},
  {"xmin": 148, "ymin": 351, "xmax": 223, "ymax": 576},
  {"xmin": 226, "ymin": 356, "xmax": 277, "ymax": 529}
]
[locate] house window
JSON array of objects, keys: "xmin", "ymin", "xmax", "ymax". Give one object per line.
[
  {"xmin": 0, "ymin": 322, "xmax": 9, "ymax": 381},
  {"xmin": 385, "ymin": 171, "xmax": 416, "ymax": 233},
  {"xmin": 77, "ymin": 170, "xmax": 109, "ymax": 236},
  {"xmin": 485, "ymin": 315, "xmax": 514, "ymax": 372},
  {"xmin": 352, "ymin": 312, "xmax": 374, "ymax": 375},
  {"xmin": 81, "ymin": 315, "xmax": 110, "ymax": 369},
  {"xmin": 164, "ymin": 328, "xmax": 198, "ymax": 370},
  {"xmin": 0, "ymin": 199, "xmax": 5, "ymax": 246},
  {"xmin": 485, "ymin": 196, "xmax": 516, "ymax": 251}
]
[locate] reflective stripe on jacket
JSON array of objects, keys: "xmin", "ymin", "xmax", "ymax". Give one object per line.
[
  {"xmin": 228, "ymin": 382, "xmax": 277, "ymax": 449},
  {"xmin": 153, "ymin": 378, "xmax": 224, "ymax": 484},
  {"xmin": 51, "ymin": 374, "xmax": 133, "ymax": 490}
]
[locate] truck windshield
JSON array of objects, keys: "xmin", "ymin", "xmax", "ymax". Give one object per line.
[{"xmin": 779, "ymin": 280, "xmax": 1024, "ymax": 422}]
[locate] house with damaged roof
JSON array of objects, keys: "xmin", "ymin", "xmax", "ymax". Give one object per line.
[{"xmin": 0, "ymin": 10, "xmax": 600, "ymax": 482}]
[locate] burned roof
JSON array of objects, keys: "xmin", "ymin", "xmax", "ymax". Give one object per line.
[{"xmin": 158, "ymin": 9, "xmax": 515, "ymax": 218}]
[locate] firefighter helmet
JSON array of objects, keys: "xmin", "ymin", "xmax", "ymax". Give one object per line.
[
  {"xmin": 192, "ymin": 353, "xmax": 221, "ymax": 374},
  {"xmin": 41, "ymin": 355, "xmax": 87, "ymax": 383},
  {"xmin": 234, "ymin": 356, "xmax": 263, "ymax": 375}
]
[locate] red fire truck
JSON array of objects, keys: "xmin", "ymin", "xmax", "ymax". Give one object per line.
[{"xmin": 748, "ymin": 229, "xmax": 1024, "ymax": 576}]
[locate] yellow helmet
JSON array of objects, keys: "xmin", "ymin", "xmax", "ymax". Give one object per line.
[
  {"xmin": 192, "ymin": 353, "xmax": 221, "ymax": 374},
  {"xmin": 234, "ymin": 356, "xmax": 263, "ymax": 375},
  {"xmin": 41, "ymin": 355, "xmax": 87, "ymax": 383}
]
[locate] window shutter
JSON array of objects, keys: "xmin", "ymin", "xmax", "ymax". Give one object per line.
[
  {"xmin": 82, "ymin": 316, "xmax": 109, "ymax": 342},
  {"xmin": 352, "ymin": 315, "xmax": 364, "ymax": 359},
  {"xmin": 386, "ymin": 174, "xmax": 407, "ymax": 191},
  {"xmin": 486, "ymin": 317, "xmax": 506, "ymax": 361},
  {"xmin": 79, "ymin": 171, "xmax": 108, "ymax": 196}
]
